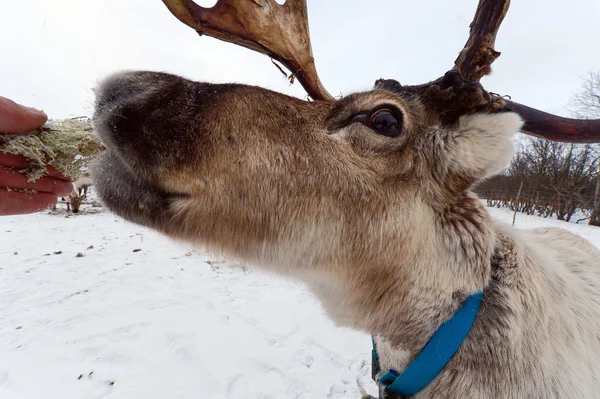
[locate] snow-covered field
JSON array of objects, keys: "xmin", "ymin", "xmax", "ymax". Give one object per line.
[
  {"xmin": 1, "ymin": 200, "xmax": 376, "ymax": 399},
  {"xmin": 2, "ymin": 201, "xmax": 600, "ymax": 399}
]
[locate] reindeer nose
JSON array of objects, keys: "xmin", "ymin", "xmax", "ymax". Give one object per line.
[
  {"xmin": 94, "ymin": 71, "xmax": 155, "ymax": 119},
  {"xmin": 92, "ymin": 71, "xmax": 205, "ymax": 181},
  {"xmin": 92, "ymin": 70, "xmax": 185, "ymax": 151}
]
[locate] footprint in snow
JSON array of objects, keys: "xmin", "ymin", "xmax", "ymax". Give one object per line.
[
  {"xmin": 328, "ymin": 358, "xmax": 376, "ymax": 399},
  {"xmin": 0, "ymin": 370, "xmax": 9, "ymax": 386},
  {"xmin": 293, "ymin": 349, "xmax": 314, "ymax": 369},
  {"xmin": 226, "ymin": 366, "xmax": 308, "ymax": 399}
]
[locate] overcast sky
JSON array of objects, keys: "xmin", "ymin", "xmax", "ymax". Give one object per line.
[{"xmin": 1, "ymin": 0, "xmax": 599, "ymax": 119}]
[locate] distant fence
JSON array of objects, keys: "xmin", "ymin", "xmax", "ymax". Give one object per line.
[{"xmin": 476, "ymin": 186, "xmax": 596, "ymax": 223}]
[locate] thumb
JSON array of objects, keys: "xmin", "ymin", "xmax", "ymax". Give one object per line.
[{"xmin": 0, "ymin": 96, "xmax": 48, "ymax": 134}]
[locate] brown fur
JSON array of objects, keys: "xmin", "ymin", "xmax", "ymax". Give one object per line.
[{"xmin": 92, "ymin": 71, "xmax": 600, "ymax": 398}]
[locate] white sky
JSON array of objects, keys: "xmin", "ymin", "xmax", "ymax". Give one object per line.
[{"xmin": 1, "ymin": 0, "xmax": 599, "ymax": 119}]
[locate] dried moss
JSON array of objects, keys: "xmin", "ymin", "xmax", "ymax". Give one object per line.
[{"xmin": 0, "ymin": 118, "xmax": 105, "ymax": 182}]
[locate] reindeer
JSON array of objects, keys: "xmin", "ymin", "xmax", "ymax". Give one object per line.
[
  {"xmin": 91, "ymin": 1, "xmax": 600, "ymax": 398},
  {"xmin": 73, "ymin": 176, "xmax": 92, "ymax": 198},
  {"xmin": 54, "ymin": 177, "xmax": 90, "ymax": 213}
]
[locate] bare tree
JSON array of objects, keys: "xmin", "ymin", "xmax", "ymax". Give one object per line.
[
  {"xmin": 476, "ymin": 137, "xmax": 600, "ymax": 222},
  {"xmin": 570, "ymin": 71, "xmax": 600, "ymax": 119},
  {"xmin": 569, "ymin": 71, "xmax": 600, "ymax": 225}
]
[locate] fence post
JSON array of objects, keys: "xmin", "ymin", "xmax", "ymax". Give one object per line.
[
  {"xmin": 512, "ymin": 181, "xmax": 524, "ymax": 226},
  {"xmin": 590, "ymin": 170, "xmax": 600, "ymax": 226}
]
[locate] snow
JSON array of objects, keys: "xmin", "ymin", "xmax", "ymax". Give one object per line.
[
  {"xmin": 487, "ymin": 206, "xmax": 600, "ymax": 249},
  {"xmin": 2, "ymin": 201, "xmax": 600, "ymax": 399},
  {"xmin": 0, "ymin": 201, "xmax": 376, "ymax": 399}
]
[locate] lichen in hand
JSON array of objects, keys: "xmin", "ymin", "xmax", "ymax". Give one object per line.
[{"xmin": 0, "ymin": 118, "xmax": 105, "ymax": 182}]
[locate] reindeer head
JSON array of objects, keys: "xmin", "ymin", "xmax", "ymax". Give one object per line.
[
  {"xmin": 92, "ymin": 69, "xmax": 521, "ymax": 332},
  {"xmin": 91, "ymin": 0, "xmax": 597, "ymax": 334}
]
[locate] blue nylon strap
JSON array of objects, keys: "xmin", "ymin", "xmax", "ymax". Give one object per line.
[
  {"xmin": 375, "ymin": 292, "xmax": 483, "ymax": 397},
  {"xmin": 372, "ymin": 336, "xmax": 381, "ymax": 379}
]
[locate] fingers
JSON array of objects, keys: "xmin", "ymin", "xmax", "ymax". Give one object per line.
[
  {"xmin": 0, "ymin": 95, "xmax": 48, "ymax": 134},
  {"xmin": 0, "ymin": 165, "xmax": 74, "ymax": 196},
  {"xmin": 0, "ymin": 152, "xmax": 72, "ymax": 181},
  {"xmin": 0, "ymin": 96, "xmax": 70, "ymax": 216},
  {"xmin": 0, "ymin": 190, "xmax": 58, "ymax": 216}
]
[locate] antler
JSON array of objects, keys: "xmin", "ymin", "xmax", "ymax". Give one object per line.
[
  {"xmin": 403, "ymin": 0, "xmax": 600, "ymax": 143},
  {"xmin": 503, "ymin": 101, "xmax": 600, "ymax": 143},
  {"xmin": 162, "ymin": 0, "xmax": 600, "ymax": 142},
  {"xmin": 454, "ymin": 0, "xmax": 510, "ymax": 82},
  {"xmin": 457, "ymin": 0, "xmax": 600, "ymax": 142},
  {"xmin": 162, "ymin": 0, "xmax": 332, "ymax": 101}
]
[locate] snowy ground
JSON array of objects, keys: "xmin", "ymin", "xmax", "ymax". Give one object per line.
[
  {"xmin": 2, "ymin": 201, "xmax": 600, "ymax": 399},
  {"xmin": 1, "ymin": 199, "xmax": 376, "ymax": 399}
]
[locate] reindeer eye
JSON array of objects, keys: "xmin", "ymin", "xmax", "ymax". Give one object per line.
[{"xmin": 368, "ymin": 107, "xmax": 402, "ymax": 137}]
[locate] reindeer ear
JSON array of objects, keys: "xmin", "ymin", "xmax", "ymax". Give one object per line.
[{"xmin": 425, "ymin": 112, "xmax": 523, "ymax": 199}]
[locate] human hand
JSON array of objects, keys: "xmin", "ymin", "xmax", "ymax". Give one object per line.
[{"xmin": 0, "ymin": 96, "xmax": 74, "ymax": 216}]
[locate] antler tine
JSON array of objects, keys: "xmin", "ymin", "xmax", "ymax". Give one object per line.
[
  {"xmin": 451, "ymin": 0, "xmax": 600, "ymax": 143},
  {"xmin": 454, "ymin": 0, "xmax": 511, "ymax": 82},
  {"xmin": 162, "ymin": 0, "xmax": 332, "ymax": 101}
]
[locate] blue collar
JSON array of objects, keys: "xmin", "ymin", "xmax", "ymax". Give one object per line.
[{"xmin": 372, "ymin": 292, "xmax": 483, "ymax": 398}]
